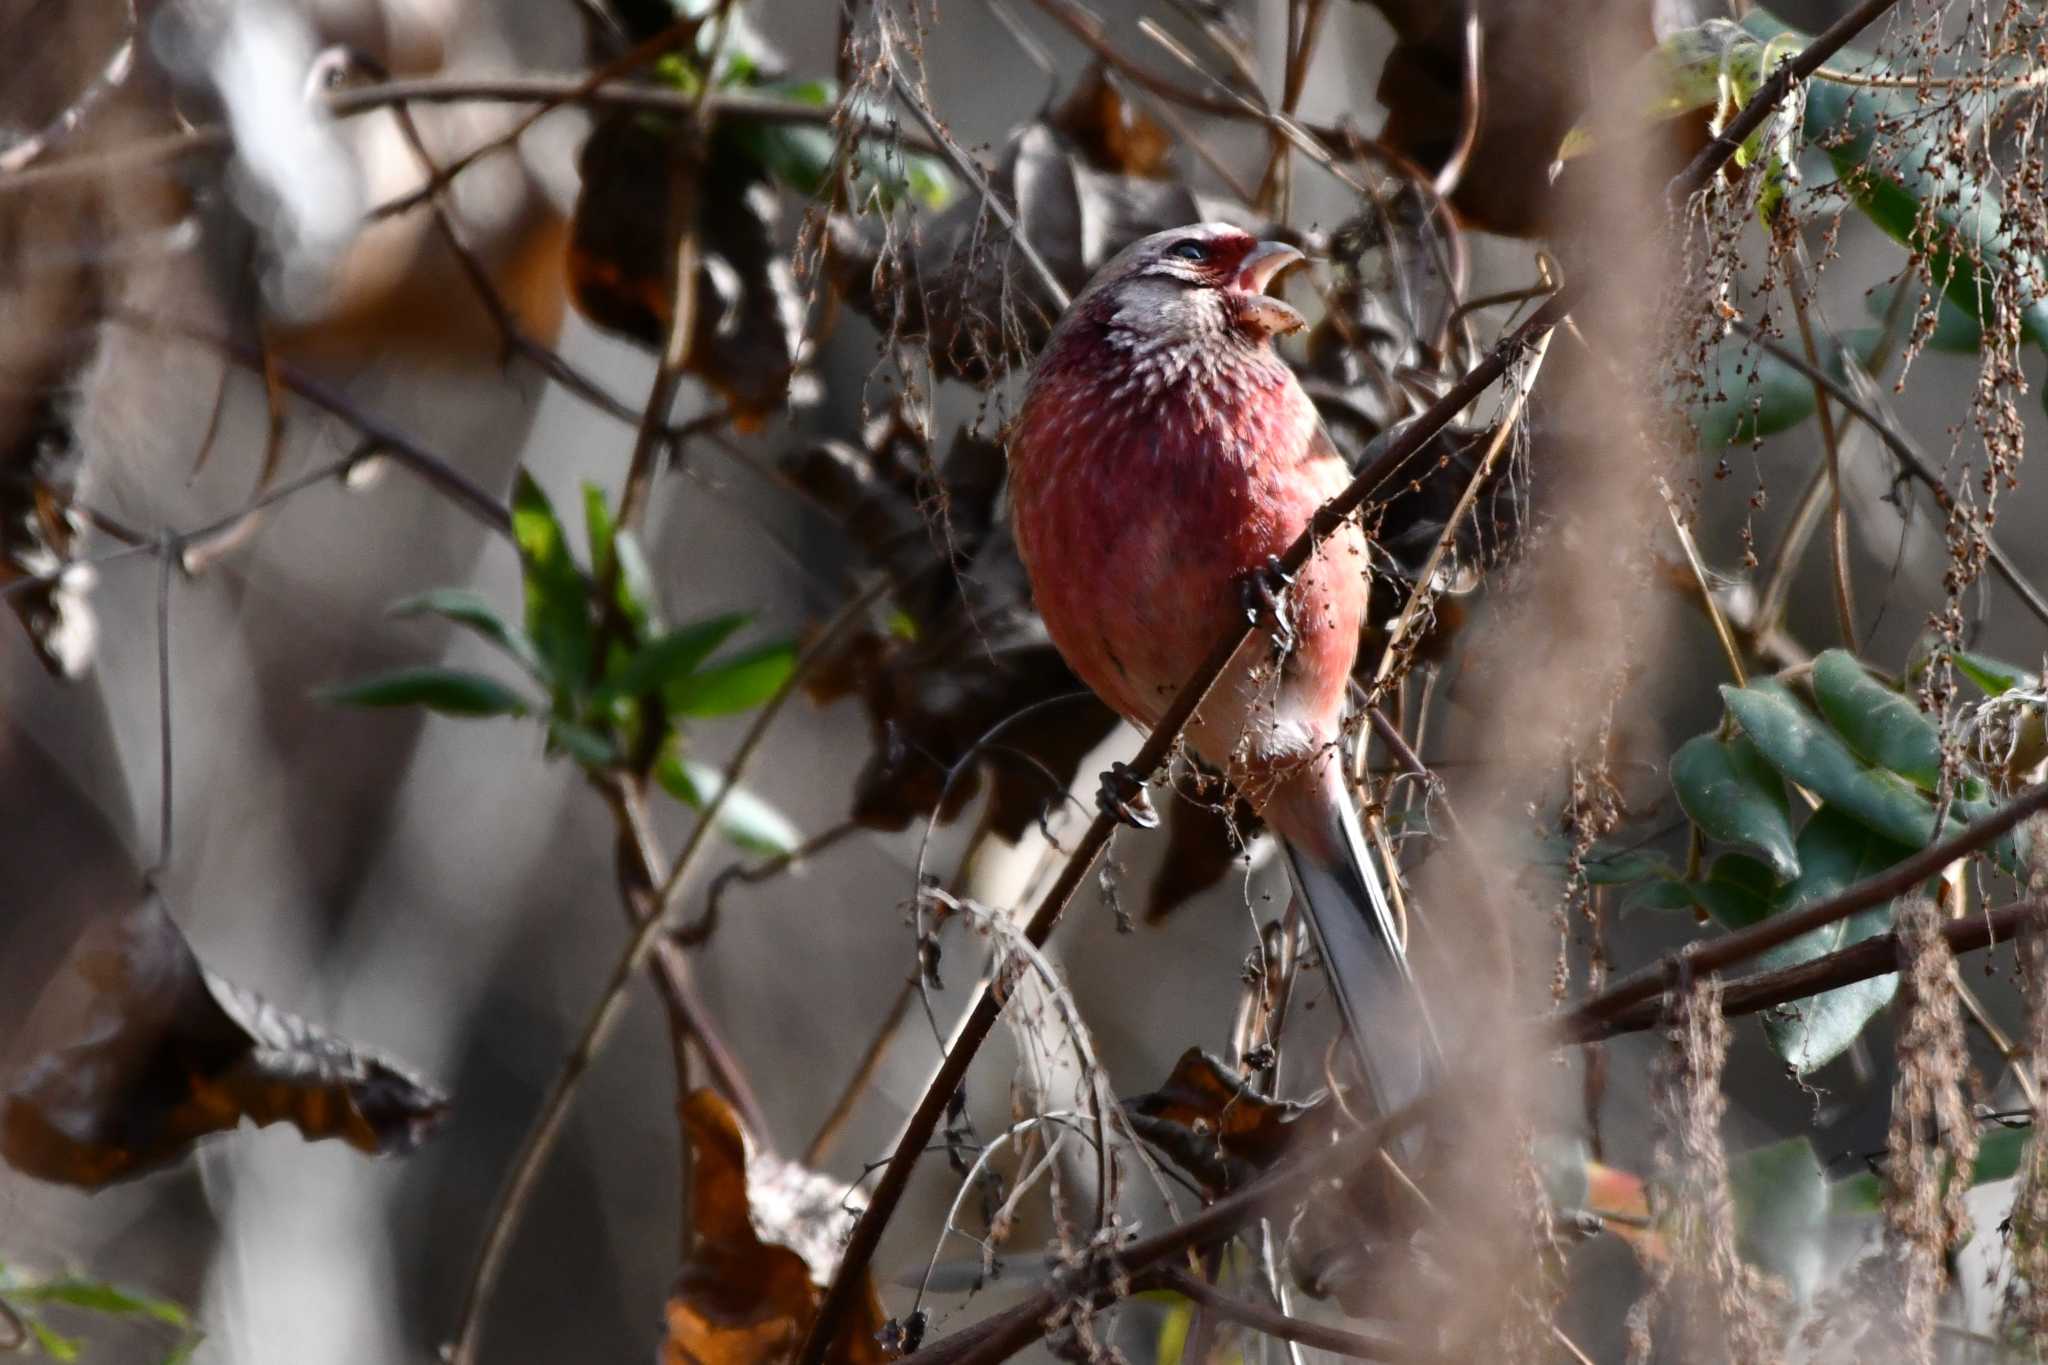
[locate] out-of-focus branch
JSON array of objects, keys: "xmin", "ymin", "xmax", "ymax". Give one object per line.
[{"xmin": 1574, "ymin": 895, "xmax": 2048, "ymax": 1043}]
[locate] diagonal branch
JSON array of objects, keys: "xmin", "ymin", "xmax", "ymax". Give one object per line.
[{"xmin": 1561, "ymin": 781, "xmax": 2048, "ymax": 1040}]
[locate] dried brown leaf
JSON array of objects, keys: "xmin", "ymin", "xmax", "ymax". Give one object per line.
[
  {"xmin": 665, "ymin": 1090, "xmax": 884, "ymax": 1365},
  {"xmin": 0, "ymin": 896, "xmax": 446, "ymax": 1187},
  {"xmin": 1047, "ymin": 64, "xmax": 1173, "ymax": 179},
  {"xmin": 1124, "ymin": 1048, "xmax": 1321, "ymax": 1195},
  {"xmin": 569, "ymin": 113, "xmax": 811, "ymax": 428}
]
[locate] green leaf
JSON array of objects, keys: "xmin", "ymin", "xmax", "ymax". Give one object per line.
[
  {"xmin": 1864, "ymin": 280, "xmax": 1983, "ymax": 353},
  {"xmin": 1557, "ymin": 20, "xmax": 1764, "ymax": 162},
  {"xmin": 548, "ymin": 720, "xmax": 620, "ymax": 768},
  {"xmin": 657, "ymin": 756, "xmax": 802, "ymax": 855},
  {"xmin": 1721, "ymin": 681, "xmax": 1938, "ymax": 850},
  {"xmin": 721, "ymin": 80, "xmax": 955, "ymax": 210},
  {"xmin": 1810, "ymin": 650, "xmax": 1943, "ymax": 791},
  {"xmin": 1753, "ymin": 807, "xmax": 1912, "ymax": 1074},
  {"xmin": 1953, "ymin": 649, "xmax": 2036, "ymax": 697},
  {"xmin": 1687, "ymin": 326, "xmax": 1883, "ymax": 450},
  {"xmin": 665, "ymin": 640, "xmax": 796, "ymax": 716},
  {"xmin": 613, "ymin": 529, "xmax": 662, "ymax": 632},
  {"xmin": 606, "ymin": 613, "xmax": 751, "ymax": 701},
  {"xmin": 1670, "ymin": 732, "xmax": 1800, "ymax": 881},
  {"xmin": 1830, "ymin": 1123, "xmax": 2032, "ymax": 1215},
  {"xmin": 12, "ymin": 1280, "xmax": 189, "ymax": 1328},
  {"xmin": 1745, "ymin": 12, "xmax": 2048, "ymax": 349},
  {"xmin": 1626, "ymin": 854, "xmax": 1777, "ymax": 929},
  {"xmin": 25, "ymin": 1316, "xmax": 80, "ymax": 1362},
  {"xmin": 512, "ymin": 469, "xmax": 594, "ymax": 690},
  {"xmin": 319, "ymin": 667, "xmax": 530, "ymax": 718},
  {"xmin": 1729, "ymin": 1137, "xmax": 1830, "ymax": 1299},
  {"xmin": 389, "ymin": 588, "xmax": 544, "ymax": 676}
]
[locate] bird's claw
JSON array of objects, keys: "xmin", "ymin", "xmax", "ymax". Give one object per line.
[
  {"xmin": 1238, "ymin": 555, "xmax": 1296, "ymax": 660},
  {"xmin": 1095, "ymin": 761, "xmax": 1160, "ymax": 829}
]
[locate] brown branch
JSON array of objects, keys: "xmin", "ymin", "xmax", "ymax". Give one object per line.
[
  {"xmin": 105, "ymin": 310, "xmax": 513, "ymax": 539},
  {"xmin": 1159, "ymin": 1267, "xmax": 1429, "ymax": 1362},
  {"xmin": 0, "ymin": 80, "xmax": 939, "ymax": 204},
  {"xmin": 1560, "ymin": 781, "xmax": 2048, "ymax": 1041},
  {"xmin": 1577, "ymin": 896, "xmax": 2048, "ymax": 1043}
]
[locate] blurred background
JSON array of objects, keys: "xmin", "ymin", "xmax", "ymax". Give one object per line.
[{"xmin": 3, "ymin": 0, "xmax": 2045, "ymax": 1361}]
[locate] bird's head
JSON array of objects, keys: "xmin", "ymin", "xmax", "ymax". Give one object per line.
[{"xmin": 1069, "ymin": 222, "xmax": 1307, "ymax": 360}]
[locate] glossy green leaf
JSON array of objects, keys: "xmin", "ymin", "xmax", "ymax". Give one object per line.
[
  {"xmin": 722, "ymin": 79, "xmax": 955, "ymax": 210},
  {"xmin": 388, "ymin": 588, "xmax": 543, "ymax": 676},
  {"xmin": 319, "ymin": 667, "xmax": 530, "ymax": 718},
  {"xmin": 1721, "ymin": 681, "xmax": 1938, "ymax": 850},
  {"xmin": 1729, "ymin": 1137, "xmax": 1829, "ymax": 1299},
  {"xmin": 1671, "ymin": 732, "xmax": 1799, "ymax": 881},
  {"xmin": 1745, "ymin": 13, "xmax": 2048, "ymax": 349},
  {"xmin": 1864, "ymin": 280, "xmax": 1983, "ymax": 353},
  {"xmin": 1753, "ymin": 806, "xmax": 1913, "ymax": 1074},
  {"xmin": 607, "ymin": 613, "xmax": 751, "ymax": 701},
  {"xmin": 1688, "ymin": 326, "xmax": 1883, "ymax": 450},
  {"xmin": 1953, "ymin": 649, "xmax": 2036, "ymax": 697},
  {"xmin": 657, "ymin": 756, "xmax": 801, "ymax": 855},
  {"xmin": 512, "ymin": 469, "xmax": 593, "ymax": 689},
  {"xmin": 548, "ymin": 720, "xmax": 619, "ymax": 768},
  {"xmin": 1829, "ymin": 1123, "xmax": 2031, "ymax": 1215},
  {"xmin": 1626, "ymin": 854, "xmax": 1777, "ymax": 928},
  {"xmin": 1810, "ymin": 650, "xmax": 1943, "ymax": 791},
  {"xmin": 665, "ymin": 640, "xmax": 796, "ymax": 717}
]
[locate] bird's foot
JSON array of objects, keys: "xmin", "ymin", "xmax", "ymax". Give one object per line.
[
  {"xmin": 1095, "ymin": 761, "xmax": 1160, "ymax": 829},
  {"xmin": 1238, "ymin": 555, "xmax": 1296, "ymax": 660}
]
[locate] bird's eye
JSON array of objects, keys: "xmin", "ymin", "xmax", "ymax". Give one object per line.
[{"xmin": 1165, "ymin": 239, "xmax": 1210, "ymax": 262}]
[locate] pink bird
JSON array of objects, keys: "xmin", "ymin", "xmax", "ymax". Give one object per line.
[{"xmin": 1009, "ymin": 222, "xmax": 1438, "ymax": 1113}]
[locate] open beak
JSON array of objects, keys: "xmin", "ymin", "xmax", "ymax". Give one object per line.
[
  {"xmin": 1231, "ymin": 241, "xmax": 1307, "ymax": 338},
  {"xmin": 1237, "ymin": 240, "xmax": 1304, "ymax": 293}
]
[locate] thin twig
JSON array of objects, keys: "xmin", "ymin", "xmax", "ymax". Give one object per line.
[
  {"xmin": 106, "ymin": 310, "xmax": 513, "ymax": 539},
  {"xmin": 1161, "ymin": 1267, "xmax": 1421, "ymax": 1362},
  {"xmin": 804, "ymin": 975, "xmax": 918, "ymax": 1167},
  {"xmin": 1729, "ymin": 321, "xmax": 2048, "ymax": 629},
  {"xmin": 1783, "ymin": 238, "xmax": 1858, "ymax": 650},
  {"xmin": 880, "ymin": 54, "xmax": 1068, "ymax": 310},
  {"xmin": 0, "ymin": 80, "xmax": 941, "ymax": 203},
  {"xmin": 1661, "ymin": 481, "xmax": 1748, "ymax": 686}
]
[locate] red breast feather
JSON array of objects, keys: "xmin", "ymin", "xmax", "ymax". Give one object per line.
[{"xmin": 1008, "ymin": 291, "xmax": 1367, "ymax": 784}]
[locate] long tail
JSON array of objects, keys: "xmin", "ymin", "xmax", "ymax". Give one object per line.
[{"xmin": 1279, "ymin": 775, "xmax": 1441, "ymax": 1126}]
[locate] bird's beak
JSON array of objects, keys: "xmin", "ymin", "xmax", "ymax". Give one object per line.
[
  {"xmin": 1231, "ymin": 241, "xmax": 1307, "ymax": 338},
  {"xmin": 1236, "ymin": 240, "xmax": 1304, "ymax": 294}
]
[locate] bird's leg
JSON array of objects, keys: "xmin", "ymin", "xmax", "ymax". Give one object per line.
[
  {"xmin": 1238, "ymin": 555, "xmax": 1296, "ymax": 662},
  {"xmin": 1095, "ymin": 760, "xmax": 1160, "ymax": 829}
]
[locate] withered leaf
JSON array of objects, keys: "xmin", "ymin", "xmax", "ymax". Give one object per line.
[
  {"xmin": 0, "ymin": 896, "xmax": 446, "ymax": 1187},
  {"xmin": 793, "ymin": 413, "xmax": 1120, "ymax": 838},
  {"xmin": 826, "ymin": 124, "xmax": 1276, "ymax": 384},
  {"xmin": 1047, "ymin": 64, "xmax": 1173, "ymax": 179},
  {"xmin": 569, "ymin": 112, "xmax": 812, "ymax": 429},
  {"xmin": 665, "ymin": 1089, "xmax": 884, "ymax": 1365},
  {"xmin": 1123, "ymin": 1048, "xmax": 1322, "ymax": 1195}
]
